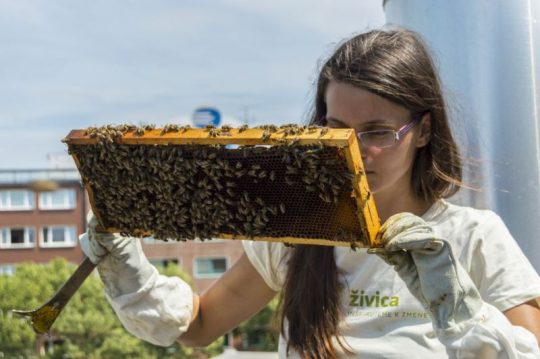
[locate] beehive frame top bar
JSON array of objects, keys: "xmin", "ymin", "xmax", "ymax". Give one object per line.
[
  {"xmin": 67, "ymin": 127, "xmax": 353, "ymax": 146},
  {"xmin": 64, "ymin": 125, "xmax": 381, "ymax": 248}
]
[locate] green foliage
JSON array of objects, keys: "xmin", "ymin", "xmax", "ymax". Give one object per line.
[
  {"xmin": 0, "ymin": 311, "xmax": 37, "ymax": 358},
  {"xmin": 234, "ymin": 296, "xmax": 279, "ymax": 351},
  {"xmin": 0, "ymin": 258, "xmax": 222, "ymax": 358}
]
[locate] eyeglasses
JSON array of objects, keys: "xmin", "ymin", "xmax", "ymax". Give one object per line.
[{"xmin": 355, "ymin": 115, "xmax": 421, "ymax": 149}]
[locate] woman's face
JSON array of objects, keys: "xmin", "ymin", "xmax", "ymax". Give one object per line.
[{"xmin": 324, "ymin": 81, "xmax": 430, "ymax": 202}]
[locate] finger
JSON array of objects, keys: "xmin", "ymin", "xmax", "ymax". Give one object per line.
[
  {"xmin": 79, "ymin": 233, "xmax": 105, "ymax": 264},
  {"xmin": 385, "ymin": 237, "xmax": 444, "ymax": 253},
  {"xmin": 87, "ymin": 211, "xmax": 107, "ymax": 233},
  {"xmin": 379, "ymin": 214, "xmax": 435, "ymax": 251},
  {"xmin": 379, "ymin": 213, "xmax": 427, "ymax": 240}
]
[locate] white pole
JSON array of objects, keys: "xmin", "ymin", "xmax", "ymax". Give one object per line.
[{"xmin": 384, "ymin": 0, "xmax": 540, "ymax": 271}]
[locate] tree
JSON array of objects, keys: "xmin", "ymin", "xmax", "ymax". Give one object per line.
[
  {"xmin": 233, "ymin": 296, "xmax": 279, "ymax": 351},
  {"xmin": 0, "ymin": 258, "xmax": 223, "ymax": 358}
]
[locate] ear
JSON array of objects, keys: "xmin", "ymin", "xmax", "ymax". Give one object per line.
[{"xmin": 416, "ymin": 113, "xmax": 431, "ymax": 148}]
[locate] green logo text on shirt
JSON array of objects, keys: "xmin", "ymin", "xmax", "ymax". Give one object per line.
[{"xmin": 349, "ymin": 290, "xmax": 399, "ymax": 307}]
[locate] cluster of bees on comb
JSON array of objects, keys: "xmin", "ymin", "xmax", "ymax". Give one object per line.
[{"xmin": 67, "ymin": 124, "xmax": 365, "ymax": 245}]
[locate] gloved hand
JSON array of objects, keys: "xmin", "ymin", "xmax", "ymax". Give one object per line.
[
  {"xmin": 78, "ymin": 212, "xmax": 194, "ymax": 346},
  {"xmin": 374, "ymin": 212, "xmax": 482, "ymax": 330},
  {"xmin": 373, "ymin": 213, "xmax": 540, "ymax": 358},
  {"xmin": 79, "ymin": 213, "xmax": 156, "ymax": 298}
]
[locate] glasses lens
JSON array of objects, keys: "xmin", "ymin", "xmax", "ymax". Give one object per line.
[{"xmin": 359, "ymin": 130, "xmax": 396, "ymax": 148}]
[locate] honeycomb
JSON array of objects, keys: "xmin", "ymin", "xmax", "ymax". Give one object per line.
[{"xmin": 64, "ymin": 124, "xmax": 380, "ymax": 248}]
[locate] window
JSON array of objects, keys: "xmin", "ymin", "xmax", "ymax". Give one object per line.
[
  {"xmin": 0, "ymin": 264, "xmax": 15, "ymax": 275},
  {"xmin": 150, "ymin": 258, "xmax": 180, "ymax": 268},
  {"xmin": 194, "ymin": 257, "xmax": 227, "ymax": 278},
  {"xmin": 40, "ymin": 226, "xmax": 77, "ymax": 248},
  {"xmin": 0, "ymin": 227, "xmax": 35, "ymax": 248},
  {"xmin": 39, "ymin": 189, "xmax": 76, "ymax": 210},
  {"xmin": 0, "ymin": 190, "xmax": 35, "ymax": 211}
]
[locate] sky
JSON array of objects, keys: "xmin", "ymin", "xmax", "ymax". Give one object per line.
[{"xmin": 0, "ymin": 1, "xmax": 385, "ymax": 169}]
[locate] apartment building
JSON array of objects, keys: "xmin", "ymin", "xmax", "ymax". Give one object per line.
[{"xmin": 0, "ymin": 169, "xmax": 244, "ymax": 292}]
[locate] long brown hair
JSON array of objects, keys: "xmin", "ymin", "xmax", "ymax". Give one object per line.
[{"xmin": 280, "ymin": 28, "xmax": 463, "ymax": 358}]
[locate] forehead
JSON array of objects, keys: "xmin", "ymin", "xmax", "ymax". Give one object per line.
[{"xmin": 324, "ymin": 81, "xmax": 410, "ymax": 127}]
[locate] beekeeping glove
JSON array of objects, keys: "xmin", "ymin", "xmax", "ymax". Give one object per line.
[
  {"xmin": 375, "ymin": 213, "xmax": 539, "ymax": 358},
  {"xmin": 79, "ymin": 212, "xmax": 193, "ymax": 346}
]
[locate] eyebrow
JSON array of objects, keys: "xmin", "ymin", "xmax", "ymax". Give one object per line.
[{"xmin": 325, "ymin": 116, "xmax": 391, "ymax": 127}]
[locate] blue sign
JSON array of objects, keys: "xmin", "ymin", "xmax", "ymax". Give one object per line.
[{"xmin": 192, "ymin": 107, "xmax": 221, "ymax": 128}]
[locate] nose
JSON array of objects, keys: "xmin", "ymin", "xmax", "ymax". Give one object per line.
[{"xmin": 359, "ymin": 142, "xmax": 368, "ymax": 160}]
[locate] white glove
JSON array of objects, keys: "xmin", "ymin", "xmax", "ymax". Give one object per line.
[
  {"xmin": 79, "ymin": 213, "xmax": 194, "ymax": 346},
  {"xmin": 375, "ymin": 213, "xmax": 482, "ymax": 330},
  {"xmin": 79, "ymin": 213, "xmax": 155, "ymax": 298},
  {"xmin": 375, "ymin": 213, "xmax": 540, "ymax": 358}
]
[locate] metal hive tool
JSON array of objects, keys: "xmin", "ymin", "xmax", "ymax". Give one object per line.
[{"xmin": 64, "ymin": 124, "xmax": 381, "ymax": 248}]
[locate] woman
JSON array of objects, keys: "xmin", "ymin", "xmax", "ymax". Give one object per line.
[{"xmin": 80, "ymin": 28, "xmax": 540, "ymax": 358}]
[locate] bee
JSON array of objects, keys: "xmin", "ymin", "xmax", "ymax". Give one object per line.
[
  {"xmin": 221, "ymin": 124, "xmax": 233, "ymax": 132},
  {"xmin": 281, "ymin": 152, "xmax": 291, "ymax": 163},
  {"xmin": 302, "ymin": 176, "xmax": 314, "ymax": 184},
  {"xmin": 319, "ymin": 192, "xmax": 332, "ymax": 203},
  {"xmin": 161, "ymin": 124, "xmax": 181, "ymax": 135},
  {"xmin": 320, "ymin": 127, "xmax": 329, "ymax": 136},
  {"xmin": 84, "ymin": 127, "xmax": 97, "ymax": 137},
  {"xmin": 286, "ymin": 165, "xmax": 298, "ymax": 175},
  {"xmin": 235, "ymin": 169, "xmax": 247, "ymax": 177},
  {"xmin": 261, "ymin": 130, "xmax": 271, "ymax": 141},
  {"xmin": 180, "ymin": 125, "xmax": 191, "ymax": 133},
  {"xmin": 208, "ymin": 128, "xmax": 222, "ymax": 137},
  {"xmin": 257, "ymin": 124, "xmax": 277, "ymax": 132},
  {"xmin": 261, "ymin": 210, "xmax": 269, "ymax": 222},
  {"xmin": 268, "ymin": 206, "xmax": 278, "ymax": 216},
  {"xmin": 238, "ymin": 124, "xmax": 249, "ymax": 132},
  {"xmin": 269, "ymin": 170, "xmax": 275, "ymax": 181},
  {"xmin": 288, "ymin": 138, "xmax": 300, "ymax": 147},
  {"xmin": 254, "ymin": 216, "xmax": 266, "ymax": 229},
  {"xmin": 307, "ymin": 125, "xmax": 319, "ymax": 133},
  {"xmin": 279, "ymin": 203, "xmax": 286, "ymax": 214},
  {"xmin": 227, "ymin": 223, "xmax": 239, "ymax": 232},
  {"xmin": 235, "ymin": 212, "xmax": 245, "ymax": 221},
  {"xmin": 284, "ymin": 176, "xmax": 295, "ymax": 186}
]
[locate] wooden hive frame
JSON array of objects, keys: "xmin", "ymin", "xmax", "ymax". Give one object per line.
[{"xmin": 64, "ymin": 126, "xmax": 381, "ymax": 248}]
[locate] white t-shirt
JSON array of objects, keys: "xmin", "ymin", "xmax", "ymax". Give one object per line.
[{"xmin": 242, "ymin": 200, "xmax": 540, "ymax": 358}]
